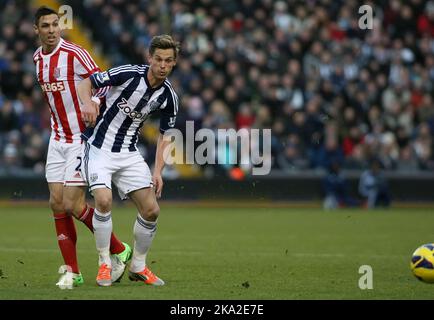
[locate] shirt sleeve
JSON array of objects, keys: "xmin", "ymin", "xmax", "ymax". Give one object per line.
[
  {"xmin": 89, "ymin": 64, "xmax": 141, "ymax": 89},
  {"xmin": 159, "ymin": 88, "xmax": 179, "ymax": 134},
  {"xmin": 93, "ymin": 86, "xmax": 110, "ymax": 98},
  {"xmin": 73, "ymin": 47, "xmax": 100, "ymax": 78}
]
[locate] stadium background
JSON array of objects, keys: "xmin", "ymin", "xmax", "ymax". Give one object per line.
[
  {"xmin": 1, "ymin": 0, "xmax": 434, "ymax": 203},
  {"xmin": 1, "ymin": 0, "xmax": 434, "ymax": 302}
]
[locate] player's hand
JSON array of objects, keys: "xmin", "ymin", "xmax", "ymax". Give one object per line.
[
  {"xmin": 152, "ymin": 174, "xmax": 163, "ymax": 199},
  {"xmin": 81, "ymin": 101, "xmax": 99, "ymax": 127}
]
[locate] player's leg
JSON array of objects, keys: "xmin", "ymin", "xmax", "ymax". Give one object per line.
[
  {"xmin": 63, "ymin": 185, "xmax": 86, "ymax": 219},
  {"xmin": 64, "ymin": 142, "xmax": 129, "ymax": 256},
  {"xmin": 46, "ymin": 139, "xmax": 82, "ymax": 289},
  {"xmin": 128, "ymin": 188, "xmax": 164, "ymax": 286},
  {"xmin": 127, "ymin": 187, "xmax": 164, "ymax": 285},
  {"xmin": 113, "ymin": 154, "xmax": 164, "ymax": 286},
  {"xmin": 48, "ymin": 183, "xmax": 80, "ymax": 275},
  {"xmin": 92, "ymin": 187, "xmax": 114, "ymax": 286},
  {"xmin": 130, "ymin": 187, "xmax": 160, "ymax": 271},
  {"xmin": 67, "ymin": 184, "xmax": 132, "ymax": 283},
  {"xmin": 83, "ymin": 142, "xmax": 116, "ymax": 286},
  {"xmin": 92, "ymin": 187, "xmax": 113, "ymax": 265},
  {"xmin": 69, "ymin": 185, "xmax": 131, "ymax": 283},
  {"xmin": 63, "ymin": 185, "xmax": 127, "ymax": 254},
  {"xmin": 367, "ymin": 190, "xmax": 377, "ymax": 209}
]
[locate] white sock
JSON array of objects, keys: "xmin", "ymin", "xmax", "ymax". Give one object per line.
[
  {"xmin": 92, "ymin": 209, "xmax": 112, "ymax": 266},
  {"xmin": 130, "ymin": 215, "xmax": 157, "ymax": 272}
]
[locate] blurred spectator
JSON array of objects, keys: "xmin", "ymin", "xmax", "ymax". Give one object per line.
[
  {"xmin": 2, "ymin": 142, "xmax": 21, "ymax": 173},
  {"xmin": 21, "ymin": 132, "xmax": 45, "ymax": 172},
  {"xmin": 276, "ymin": 133, "xmax": 308, "ymax": 171},
  {"xmin": 323, "ymin": 161, "xmax": 359, "ymax": 210},
  {"xmin": 413, "ymin": 122, "xmax": 434, "ymax": 170},
  {"xmin": 396, "ymin": 144, "xmax": 419, "ymax": 171},
  {"xmin": 235, "ymin": 103, "xmax": 255, "ymax": 130},
  {"xmin": 417, "ymin": 1, "xmax": 434, "ymax": 36},
  {"xmin": 342, "ymin": 125, "xmax": 364, "ymax": 157},
  {"xmin": 0, "ymin": 101, "xmax": 19, "ymax": 134},
  {"xmin": 359, "ymin": 159, "xmax": 391, "ymax": 209},
  {"xmin": 312, "ymin": 136, "xmax": 344, "ymax": 170},
  {"xmin": 344, "ymin": 144, "xmax": 368, "ymax": 169}
]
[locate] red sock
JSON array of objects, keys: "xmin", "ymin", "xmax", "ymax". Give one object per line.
[
  {"xmin": 78, "ymin": 205, "xmax": 125, "ymax": 254},
  {"xmin": 53, "ymin": 213, "xmax": 79, "ymax": 274}
]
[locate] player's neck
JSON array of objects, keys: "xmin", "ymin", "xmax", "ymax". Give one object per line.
[
  {"xmin": 42, "ymin": 39, "xmax": 60, "ymax": 55},
  {"xmin": 146, "ymin": 69, "xmax": 164, "ymax": 88}
]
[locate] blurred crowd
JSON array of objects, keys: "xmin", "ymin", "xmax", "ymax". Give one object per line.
[
  {"xmin": 0, "ymin": 0, "xmax": 48, "ymax": 175},
  {"xmin": 1, "ymin": 0, "xmax": 434, "ymax": 177}
]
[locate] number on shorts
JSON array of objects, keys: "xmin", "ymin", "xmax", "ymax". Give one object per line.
[{"xmin": 75, "ymin": 156, "xmax": 82, "ymax": 172}]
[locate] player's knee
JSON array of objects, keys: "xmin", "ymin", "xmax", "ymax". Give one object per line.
[
  {"xmin": 95, "ymin": 196, "xmax": 112, "ymax": 213},
  {"xmin": 63, "ymin": 199, "xmax": 75, "ymax": 216},
  {"xmin": 49, "ymin": 195, "xmax": 63, "ymax": 213},
  {"xmin": 141, "ymin": 203, "xmax": 160, "ymax": 221}
]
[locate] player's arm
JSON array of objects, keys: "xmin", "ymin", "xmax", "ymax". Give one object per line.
[
  {"xmin": 153, "ymin": 133, "xmax": 172, "ymax": 199},
  {"xmin": 77, "ymin": 77, "xmax": 99, "ymax": 127},
  {"xmin": 78, "ymin": 66, "xmax": 134, "ymax": 126},
  {"xmin": 153, "ymin": 90, "xmax": 178, "ymax": 198},
  {"xmin": 72, "ymin": 48, "xmax": 109, "ymax": 104}
]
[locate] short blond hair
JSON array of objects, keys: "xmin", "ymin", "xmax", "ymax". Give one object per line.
[{"xmin": 149, "ymin": 35, "xmax": 180, "ymax": 59}]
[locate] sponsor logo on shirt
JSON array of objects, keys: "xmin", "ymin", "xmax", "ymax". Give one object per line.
[
  {"xmin": 40, "ymin": 81, "xmax": 65, "ymax": 92},
  {"xmin": 116, "ymin": 98, "xmax": 161, "ymax": 122}
]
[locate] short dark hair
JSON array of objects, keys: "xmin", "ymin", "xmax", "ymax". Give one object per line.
[
  {"xmin": 149, "ymin": 35, "xmax": 180, "ymax": 59},
  {"xmin": 34, "ymin": 6, "xmax": 58, "ymax": 26}
]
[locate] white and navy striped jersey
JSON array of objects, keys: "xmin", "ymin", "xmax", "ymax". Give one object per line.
[{"xmin": 82, "ymin": 64, "xmax": 178, "ymax": 153}]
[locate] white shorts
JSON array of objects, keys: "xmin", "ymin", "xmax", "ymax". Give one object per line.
[
  {"xmin": 82, "ymin": 142, "xmax": 153, "ymax": 200},
  {"xmin": 45, "ymin": 139, "xmax": 86, "ymax": 187}
]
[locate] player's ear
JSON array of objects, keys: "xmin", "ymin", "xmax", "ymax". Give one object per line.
[
  {"xmin": 146, "ymin": 52, "xmax": 152, "ymax": 64},
  {"xmin": 173, "ymin": 49, "xmax": 178, "ymax": 66},
  {"xmin": 33, "ymin": 24, "xmax": 39, "ymax": 35}
]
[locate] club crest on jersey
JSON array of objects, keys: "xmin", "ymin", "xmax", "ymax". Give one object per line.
[
  {"xmin": 54, "ymin": 67, "xmax": 61, "ymax": 79},
  {"xmin": 144, "ymin": 100, "xmax": 161, "ymax": 114},
  {"xmin": 90, "ymin": 173, "xmax": 98, "ymax": 183}
]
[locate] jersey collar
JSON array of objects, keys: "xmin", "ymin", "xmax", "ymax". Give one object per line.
[{"xmin": 40, "ymin": 38, "xmax": 64, "ymax": 57}]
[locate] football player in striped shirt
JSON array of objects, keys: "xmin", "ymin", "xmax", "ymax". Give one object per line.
[
  {"xmin": 33, "ymin": 6, "xmax": 132, "ymax": 289},
  {"xmin": 77, "ymin": 35, "xmax": 180, "ymax": 286}
]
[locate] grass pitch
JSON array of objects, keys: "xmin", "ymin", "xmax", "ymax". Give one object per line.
[{"xmin": 0, "ymin": 204, "xmax": 434, "ymax": 300}]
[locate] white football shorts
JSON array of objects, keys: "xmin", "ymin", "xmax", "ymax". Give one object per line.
[
  {"xmin": 45, "ymin": 138, "xmax": 86, "ymax": 187},
  {"xmin": 82, "ymin": 142, "xmax": 153, "ymax": 200}
]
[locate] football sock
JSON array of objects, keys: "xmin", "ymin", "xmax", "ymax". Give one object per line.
[
  {"xmin": 53, "ymin": 212, "xmax": 79, "ymax": 273},
  {"xmin": 130, "ymin": 215, "xmax": 157, "ymax": 273},
  {"xmin": 92, "ymin": 209, "xmax": 112, "ymax": 266},
  {"xmin": 78, "ymin": 205, "xmax": 125, "ymax": 254}
]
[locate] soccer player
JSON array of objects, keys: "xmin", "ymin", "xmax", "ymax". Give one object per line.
[
  {"xmin": 33, "ymin": 6, "xmax": 132, "ymax": 288},
  {"xmin": 77, "ymin": 34, "xmax": 179, "ymax": 286}
]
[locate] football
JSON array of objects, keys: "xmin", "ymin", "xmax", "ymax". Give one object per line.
[{"xmin": 411, "ymin": 244, "xmax": 434, "ymax": 283}]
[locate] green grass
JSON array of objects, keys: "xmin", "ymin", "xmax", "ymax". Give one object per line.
[{"xmin": 0, "ymin": 205, "xmax": 434, "ymax": 299}]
